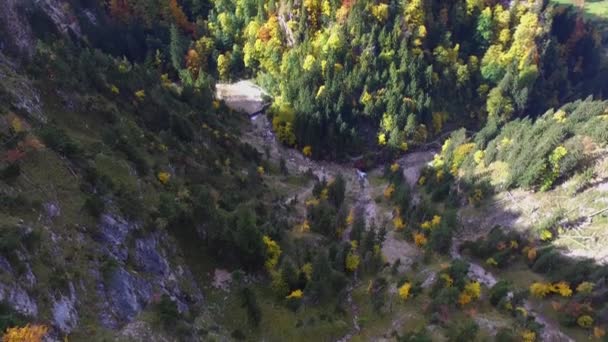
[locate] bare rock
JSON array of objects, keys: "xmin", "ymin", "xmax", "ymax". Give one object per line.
[
  {"xmin": 52, "ymin": 283, "xmax": 78, "ymax": 333},
  {"xmin": 0, "ymin": 282, "xmax": 37, "ymax": 317},
  {"xmin": 97, "ymin": 214, "xmax": 137, "ymax": 262}
]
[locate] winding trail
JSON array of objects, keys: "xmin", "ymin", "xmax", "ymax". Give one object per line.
[{"xmin": 450, "ymin": 239, "xmax": 574, "ymax": 342}]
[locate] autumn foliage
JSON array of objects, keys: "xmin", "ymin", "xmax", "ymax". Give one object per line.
[
  {"xmin": 529, "ymin": 281, "xmax": 572, "ymax": 298},
  {"xmin": 398, "ymin": 282, "xmax": 411, "ymax": 300},
  {"xmin": 2, "ymin": 324, "xmax": 48, "ymax": 342},
  {"xmin": 107, "ymin": 0, "xmax": 130, "ymax": 22},
  {"xmin": 169, "ymin": 0, "xmax": 195, "ymax": 34}
]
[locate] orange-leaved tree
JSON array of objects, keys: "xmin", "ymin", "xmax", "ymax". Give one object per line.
[{"xmin": 3, "ymin": 324, "xmax": 48, "ymax": 342}]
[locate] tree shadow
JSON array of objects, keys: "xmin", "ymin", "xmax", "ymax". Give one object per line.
[{"xmin": 455, "ymin": 186, "xmax": 608, "ymax": 338}]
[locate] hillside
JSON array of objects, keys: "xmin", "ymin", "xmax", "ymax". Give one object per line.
[{"xmin": 0, "ymin": 0, "xmax": 607, "ymax": 341}]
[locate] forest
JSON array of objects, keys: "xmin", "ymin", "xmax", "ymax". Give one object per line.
[
  {"xmin": 96, "ymin": 0, "xmax": 607, "ymax": 159},
  {"xmin": 0, "ymin": 0, "xmax": 607, "ymax": 340}
]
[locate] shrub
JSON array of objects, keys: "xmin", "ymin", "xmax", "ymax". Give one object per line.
[
  {"xmin": 240, "ymin": 287, "xmax": 261, "ymax": 327},
  {"xmin": 84, "ymin": 195, "xmax": 105, "ymax": 218},
  {"xmin": 447, "ymin": 319, "xmax": 479, "ymax": 342},
  {"xmin": 0, "ymin": 302, "xmax": 26, "ymax": 335},
  {"xmin": 431, "ymin": 287, "xmax": 459, "ymax": 309},
  {"xmin": 0, "ymin": 195, "xmax": 29, "ymax": 212},
  {"xmin": 0, "ymin": 164, "xmax": 20, "ymax": 182},
  {"xmin": 529, "ymin": 282, "xmax": 552, "ymax": 298},
  {"xmin": 397, "ymin": 329, "xmax": 432, "ymax": 342},
  {"xmin": 429, "ymin": 224, "xmax": 452, "ymax": 254},
  {"xmin": 576, "ymin": 315, "xmax": 593, "ymax": 329},
  {"xmin": 495, "ymin": 328, "xmax": 517, "ymax": 342},
  {"xmin": 38, "ymin": 126, "xmax": 81, "ymax": 158},
  {"xmin": 0, "ymin": 226, "xmax": 24, "ymax": 255},
  {"xmin": 285, "ymin": 289, "xmax": 303, "ymax": 311},
  {"xmin": 398, "ymin": 282, "xmax": 412, "ymax": 300},
  {"xmin": 490, "ymin": 281, "xmax": 512, "ymax": 306},
  {"xmin": 532, "ymin": 249, "xmax": 562, "ymax": 274},
  {"xmin": 115, "ymin": 188, "xmax": 145, "ymax": 220},
  {"xmin": 156, "ymin": 294, "xmax": 180, "ymax": 329}
]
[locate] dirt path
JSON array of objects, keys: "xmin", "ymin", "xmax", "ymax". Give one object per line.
[
  {"xmin": 336, "ymin": 283, "xmax": 361, "ymax": 342},
  {"xmin": 450, "ymin": 240, "xmax": 574, "ymax": 341}
]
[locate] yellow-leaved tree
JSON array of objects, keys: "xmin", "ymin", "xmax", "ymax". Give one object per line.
[
  {"xmin": 384, "ymin": 184, "xmax": 395, "ymax": 199},
  {"xmin": 345, "ymin": 241, "xmax": 360, "ymax": 272},
  {"xmin": 521, "ymin": 329, "xmax": 536, "ymax": 342},
  {"xmin": 393, "ymin": 216, "xmax": 406, "ymax": 231},
  {"xmin": 576, "ymin": 282, "xmax": 594, "ymax": 294},
  {"xmin": 2, "ymin": 324, "xmax": 48, "ymax": 342},
  {"xmin": 263, "ymin": 236, "xmax": 281, "ymax": 272},
  {"xmin": 398, "ymin": 282, "xmax": 412, "ymax": 300},
  {"xmin": 302, "ymin": 145, "xmax": 312, "ymax": 157},
  {"xmin": 464, "ymin": 281, "xmax": 481, "ymax": 300},
  {"xmin": 529, "ymin": 282, "xmax": 552, "ymax": 298},
  {"xmin": 459, "ymin": 281, "xmax": 481, "ymax": 306},
  {"xmin": 286, "ymin": 289, "xmax": 303, "ymax": 299},
  {"xmin": 413, "ymin": 232, "xmax": 427, "ymax": 247},
  {"xmin": 458, "ymin": 292, "xmax": 472, "ymax": 306},
  {"xmin": 157, "ymin": 172, "xmax": 171, "ymax": 184},
  {"xmin": 345, "ymin": 252, "xmax": 360, "ymax": 272},
  {"xmin": 552, "ymin": 281, "xmax": 572, "ymax": 297},
  {"xmin": 301, "ymin": 263, "xmax": 313, "ymax": 281},
  {"xmin": 577, "ymin": 315, "xmax": 593, "ymax": 329}
]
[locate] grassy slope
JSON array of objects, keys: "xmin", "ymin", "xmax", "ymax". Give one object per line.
[
  {"xmin": 551, "ymin": 0, "xmax": 608, "ymax": 19},
  {"xmin": 460, "ymin": 152, "xmax": 608, "ymax": 262}
]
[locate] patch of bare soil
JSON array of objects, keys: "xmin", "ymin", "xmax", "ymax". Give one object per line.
[
  {"xmin": 212, "ymin": 269, "xmax": 232, "ymax": 291},
  {"xmin": 397, "ymin": 150, "xmax": 434, "ymax": 187},
  {"xmin": 216, "ymin": 81, "xmax": 269, "ymax": 115}
]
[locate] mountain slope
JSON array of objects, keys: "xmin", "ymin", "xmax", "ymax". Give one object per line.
[{"xmin": 0, "ymin": 0, "xmax": 607, "ymax": 341}]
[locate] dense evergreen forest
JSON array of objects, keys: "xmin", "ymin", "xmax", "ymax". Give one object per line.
[
  {"xmin": 0, "ymin": 0, "xmax": 607, "ymax": 340},
  {"xmin": 78, "ymin": 0, "xmax": 608, "ymax": 159}
]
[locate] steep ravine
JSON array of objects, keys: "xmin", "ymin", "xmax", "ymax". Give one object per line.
[{"xmin": 219, "ymin": 80, "xmax": 577, "ymax": 341}]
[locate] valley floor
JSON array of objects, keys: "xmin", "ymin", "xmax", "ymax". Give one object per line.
[{"xmin": 212, "ymin": 81, "xmax": 600, "ymax": 341}]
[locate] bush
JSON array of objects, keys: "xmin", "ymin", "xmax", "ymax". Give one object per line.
[
  {"xmin": 0, "ymin": 225, "xmax": 25, "ymax": 255},
  {"xmin": 447, "ymin": 260, "xmax": 470, "ymax": 289},
  {"xmin": 0, "ymin": 164, "xmax": 21, "ymax": 182},
  {"xmin": 231, "ymin": 329, "xmax": 246, "ymax": 339},
  {"xmin": 397, "ymin": 329, "xmax": 432, "ymax": 342},
  {"xmin": 39, "ymin": 126, "xmax": 81, "ymax": 158},
  {"xmin": 0, "ymin": 302, "xmax": 27, "ymax": 335},
  {"xmin": 240, "ymin": 287, "xmax": 261, "ymax": 327},
  {"xmin": 495, "ymin": 328, "xmax": 517, "ymax": 342},
  {"xmin": 157, "ymin": 294, "xmax": 180, "ymax": 329},
  {"xmin": 489, "ymin": 281, "xmax": 512, "ymax": 306},
  {"xmin": 115, "ymin": 188, "xmax": 145, "ymax": 220},
  {"xmin": 447, "ymin": 318, "xmax": 479, "ymax": 342},
  {"xmin": 429, "ymin": 224, "xmax": 452, "ymax": 255},
  {"xmin": 0, "ymin": 194, "xmax": 29, "ymax": 211},
  {"xmin": 308, "ymin": 201, "xmax": 338, "ymax": 237},
  {"xmin": 84, "ymin": 195, "xmax": 105, "ymax": 218},
  {"xmin": 431, "ymin": 287, "xmax": 460, "ymax": 309},
  {"xmin": 532, "ymin": 249, "xmax": 562, "ymax": 274}
]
